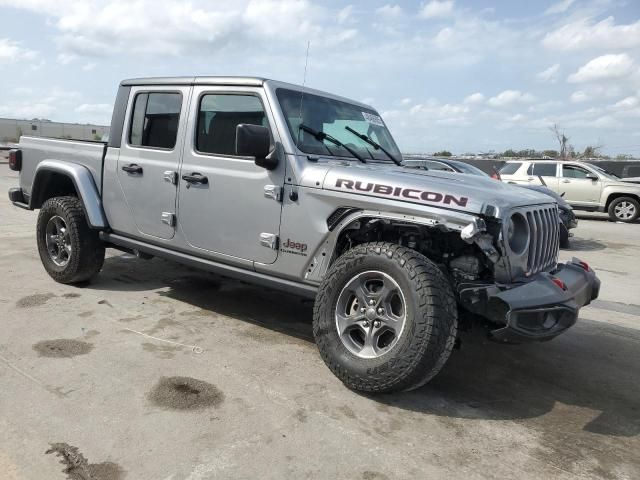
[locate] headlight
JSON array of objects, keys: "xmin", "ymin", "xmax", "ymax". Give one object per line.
[{"xmin": 507, "ymin": 212, "xmax": 529, "ymax": 254}]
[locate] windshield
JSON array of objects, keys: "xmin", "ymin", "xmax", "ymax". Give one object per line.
[
  {"xmin": 585, "ymin": 163, "xmax": 620, "ymax": 180},
  {"xmin": 276, "ymin": 88, "xmax": 402, "ymax": 161},
  {"xmin": 448, "ymin": 161, "xmax": 488, "ymax": 177}
]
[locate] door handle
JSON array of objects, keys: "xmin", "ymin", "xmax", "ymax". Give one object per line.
[
  {"xmin": 122, "ymin": 164, "xmax": 143, "ymax": 174},
  {"xmin": 182, "ymin": 173, "xmax": 208, "ymax": 185},
  {"xmin": 527, "ymin": 177, "xmax": 535, "ymax": 181},
  {"xmin": 562, "ymin": 179, "xmax": 570, "ymax": 183}
]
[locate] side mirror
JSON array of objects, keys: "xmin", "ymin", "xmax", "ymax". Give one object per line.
[
  {"xmin": 585, "ymin": 173, "xmax": 598, "ymax": 181},
  {"xmin": 236, "ymin": 124, "xmax": 277, "ymax": 170}
]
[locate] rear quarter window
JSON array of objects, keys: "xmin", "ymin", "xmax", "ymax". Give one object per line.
[{"xmin": 499, "ymin": 163, "xmax": 522, "ymax": 175}]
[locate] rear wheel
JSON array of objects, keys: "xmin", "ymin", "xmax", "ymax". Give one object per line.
[
  {"xmin": 36, "ymin": 196, "xmax": 105, "ymax": 284},
  {"xmin": 313, "ymin": 242, "xmax": 458, "ymax": 393},
  {"xmin": 608, "ymin": 197, "xmax": 639, "ymax": 223}
]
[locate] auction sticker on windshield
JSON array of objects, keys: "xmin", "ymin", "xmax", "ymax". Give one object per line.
[{"xmin": 362, "ymin": 112, "xmax": 384, "ymax": 126}]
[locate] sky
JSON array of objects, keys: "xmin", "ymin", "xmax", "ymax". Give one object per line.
[{"xmin": 0, "ymin": 0, "xmax": 639, "ymax": 155}]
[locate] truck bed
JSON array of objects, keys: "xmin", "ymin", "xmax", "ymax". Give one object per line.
[{"xmin": 18, "ymin": 136, "xmax": 107, "ymax": 197}]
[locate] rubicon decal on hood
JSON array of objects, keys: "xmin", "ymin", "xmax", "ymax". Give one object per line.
[{"xmin": 335, "ymin": 178, "xmax": 469, "ymax": 207}]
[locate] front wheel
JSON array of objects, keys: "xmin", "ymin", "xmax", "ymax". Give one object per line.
[
  {"xmin": 36, "ymin": 196, "xmax": 105, "ymax": 284},
  {"xmin": 313, "ymin": 242, "xmax": 458, "ymax": 393},
  {"xmin": 608, "ymin": 197, "xmax": 640, "ymax": 223}
]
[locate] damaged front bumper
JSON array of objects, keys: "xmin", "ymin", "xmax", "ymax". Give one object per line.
[{"xmin": 459, "ymin": 258, "xmax": 600, "ymax": 343}]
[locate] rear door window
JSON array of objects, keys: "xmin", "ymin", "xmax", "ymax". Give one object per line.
[
  {"xmin": 499, "ymin": 163, "xmax": 522, "ymax": 175},
  {"xmin": 129, "ymin": 92, "xmax": 182, "ymax": 149},
  {"xmin": 527, "ymin": 163, "xmax": 557, "ymax": 176}
]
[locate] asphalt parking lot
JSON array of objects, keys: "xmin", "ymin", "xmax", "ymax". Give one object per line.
[{"xmin": 1, "ymin": 165, "xmax": 639, "ymax": 480}]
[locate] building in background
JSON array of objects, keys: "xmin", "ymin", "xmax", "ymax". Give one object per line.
[{"xmin": 0, "ymin": 117, "xmax": 109, "ymax": 143}]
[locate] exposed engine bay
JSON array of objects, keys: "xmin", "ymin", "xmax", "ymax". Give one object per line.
[{"xmin": 333, "ymin": 217, "xmax": 502, "ymax": 284}]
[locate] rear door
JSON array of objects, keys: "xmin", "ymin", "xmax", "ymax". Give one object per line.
[
  {"xmin": 499, "ymin": 162, "xmax": 525, "ymax": 183},
  {"xmin": 526, "ymin": 162, "xmax": 560, "ymax": 190},
  {"xmin": 117, "ymin": 87, "xmax": 190, "ymax": 239},
  {"xmin": 177, "ymin": 86, "xmax": 285, "ymax": 264},
  {"xmin": 560, "ymin": 163, "xmax": 602, "ymax": 206}
]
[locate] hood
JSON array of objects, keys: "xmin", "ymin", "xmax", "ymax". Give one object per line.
[
  {"xmin": 521, "ymin": 185, "xmax": 571, "ymax": 209},
  {"xmin": 322, "ymin": 162, "xmax": 555, "ymax": 215},
  {"xmin": 621, "ymin": 177, "xmax": 640, "ymax": 184}
]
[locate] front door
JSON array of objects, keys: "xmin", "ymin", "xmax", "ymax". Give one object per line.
[
  {"xmin": 177, "ymin": 87, "xmax": 285, "ymax": 264},
  {"xmin": 117, "ymin": 87, "xmax": 190, "ymax": 240},
  {"xmin": 560, "ymin": 164, "xmax": 602, "ymax": 206}
]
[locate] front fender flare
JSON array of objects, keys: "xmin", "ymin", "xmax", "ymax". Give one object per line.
[
  {"xmin": 305, "ymin": 207, "xmax": 478, "ymax": 284},
  {"xmin": 31, "ymin": 160, "xmax": 108, "ymax": 229}
]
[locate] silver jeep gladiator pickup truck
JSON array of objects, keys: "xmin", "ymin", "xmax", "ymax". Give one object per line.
[{"xmin": 8, "ymin": 76, "xmax": 600, "ymax": 393}]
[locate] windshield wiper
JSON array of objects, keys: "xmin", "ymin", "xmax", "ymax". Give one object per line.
[
  {"xmin": 345, "ymin": 126, "xmax": 402, "ymax": 166},
  {"xmin": 299, "ymin": 124, "xmax": 366, "ymax": 164}
]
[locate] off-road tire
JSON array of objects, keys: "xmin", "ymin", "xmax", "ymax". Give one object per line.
[
  {"xmin": 607, "ymin": 196, "xmax": 640, "ymax": 223},
  {"xmin": 36, "ymin": 196, "xmax": 105, "ymax": 284},
  {"xmin": 313, "ymin": 242, "xmax": 458, "ymax": 393},
  {"xmin": 559, "ymin": 224, "xmax": 570, "ymax": 249}
]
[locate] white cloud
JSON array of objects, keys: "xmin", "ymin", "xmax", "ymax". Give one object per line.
[
  {"xmin": 74, "ymin": 103, "xmax": 112, "ymax": 114},
  {"xmin": 429, "ymin": 16, "xmax": 519, "ymax": 66},
  {"xmin": 570, "ymin": 91, "xmax": 590, "ymax": 103},
  {"xmin": 544, "ymin": 0, "xmax": 575, "ymax": 15},
  {"xmin": 567, "ymin": 54, "xmax": 635, "ymax": 83},
  {"xmin": 400, "ymin": 97, "xmax": 412, "ymax": 105},
  {"xmin": 406, "ymin": 100, "xmax": 470, "ymax": 126},
  {"xmin": 57, "ymin": 53, "xmax": 76, "ymax": 65},
  {"xmin": 0, "ymin": 0, "xmax": 357, "ymax": 57},
  {"xmin": 0, "ymin": 38, "xmax": 37, "ymax": 64},
  {"xmin": 419, "ymin": 0, "xmax": 454, "ymax": 19},
  {"xmin": 376, "ymin": 4, "xmax": 403, "ymax": 18},
  {"xmin": 487, "ymin": 90, "xmax": 535, "ymax": 107},
  {"xmin": 463, "ymin": 92, "xmax": 484, "ymax": 104},
  {"xmin": 543, "ymin": 17, "xmax": 640, "ymax": 51},
  {"xmin": 612, "ymin": 96, "xmax": 639, "ymax": 110},
  {"xmin": 527, "ymin": 100, "xmax": 563, "ymax": 113},
  {"xmin": 0, "ymin": 102, "xmax": 55, "ymax": 119},
  {"xmin": 589, "ymin": 115, "xmax": 620, "ymax": 129},
  {"xmin": 337, "ymin": 5, "xmax": 353, "ymax": 24},
  {"xmin": 536, "ymin": 64, "xmax": 560, "ymax": 83}
]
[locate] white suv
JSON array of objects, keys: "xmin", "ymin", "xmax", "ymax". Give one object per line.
[{"xmin": 499, "ymin": 160, "xmax": 640, "ymax": 223}]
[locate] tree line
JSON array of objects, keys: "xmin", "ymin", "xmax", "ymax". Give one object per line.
[{"xmin": 431, "ymin": 124, "xmax": 636, "ymax": 160}]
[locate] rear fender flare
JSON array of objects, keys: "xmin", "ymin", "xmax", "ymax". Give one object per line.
[{"xmin": 31, "ymin": 160, "xmax": 108, "ymax": 229}]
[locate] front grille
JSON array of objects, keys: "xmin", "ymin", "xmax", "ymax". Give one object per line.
[{"xmin": 525, "ymin": 205, "xmax": 560, "ymax": 275}]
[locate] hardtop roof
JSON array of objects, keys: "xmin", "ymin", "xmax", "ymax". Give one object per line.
[
  {"xmin": 120, "ymin": 76, "xmax": 266, "ymax": 87},
  {"xmin": 119, "ymin": 76, "xmax": 373, "ymax": 109}
]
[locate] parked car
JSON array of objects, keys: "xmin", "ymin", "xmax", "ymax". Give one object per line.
[
  {"xmin": 8, "ymin": 76, "xmax": 599, "ymax": 393},
  {"xmin": 402, "ymin": 158, "xmax": 490, "ymax": 177},
  {"xmin": 404, "ymin": 158, "xmax": 577, "ymax": 247},
  {"xmin": 499, "ymin": 160, "xmax": 640, "ymax": 222}
]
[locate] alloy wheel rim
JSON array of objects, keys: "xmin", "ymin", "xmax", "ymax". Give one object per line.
[
  {"xmin": 45, "ymin": 215, "xmax": 72, "ymax": 267},
  {"xmin": 614, "ymin": 201, "xmax": 636, "ymax": 220},
  {"xmin": 335, "ymin": 271, "xmax": 407, "ymax": 359}
]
